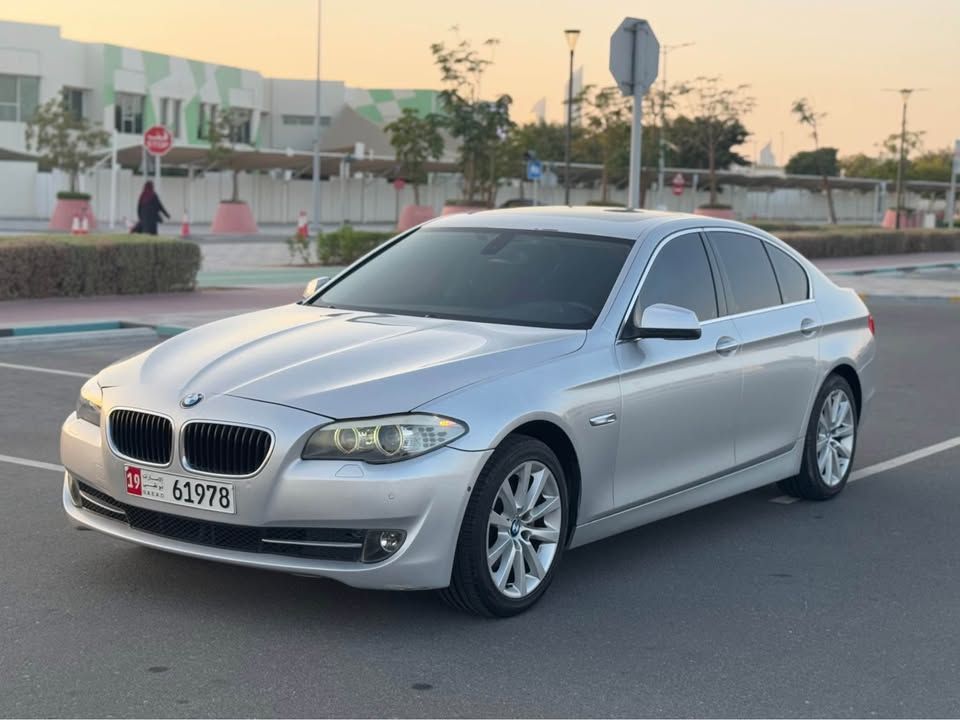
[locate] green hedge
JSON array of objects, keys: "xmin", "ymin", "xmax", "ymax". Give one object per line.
[
  {"xmin": 315, "ymin": 225, "xmax": 395, "ymax": 265},
  {"xmin": 776, "ymin": 229, "xmax": 960, "ymax": 258},
  {"xmin": 0, "ymin": 235, "xmax": 201, "ymax": 300}
]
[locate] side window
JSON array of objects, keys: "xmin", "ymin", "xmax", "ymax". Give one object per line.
[
  {"xmin": 766, "ymin": 245, "xmax": 809, "ymax": 304},
  {"xmin": 636, "ymin": 233, "xmax": 718, "ymax": 322},
  {"xmin": 708, "ymin": 232, "xmax": 782, "ymax": 314}
]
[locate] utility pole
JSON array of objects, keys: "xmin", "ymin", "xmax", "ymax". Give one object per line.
[
  {"xmin": 883, "ymin": 87, "xmax": 926, "ymax": 229},
  {"xmin": 311, "ymin": 0, "xmax": 323, "ymax": 232},
  {"xmin": 656, "ymin": 42, "xmax": 693, "ymax": 209},
  {"xmin": 564, "ymin": 29, "xmax": 580, "ymax": 206}
]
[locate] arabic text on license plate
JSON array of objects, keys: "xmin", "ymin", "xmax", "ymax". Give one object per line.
[{"xmin": 125, "ymin": 465, "xmax": 235, "ymax": 514}]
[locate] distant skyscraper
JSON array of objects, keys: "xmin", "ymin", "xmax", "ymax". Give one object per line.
[
  {"xmin": 759, "ymin": 141, "xmax": 777, "ymax": 168},
  {"xmin": 561, "ymin": 66, "xmax": 585, "ymax": 125},
  {"xmin": 531, "ymin": 97, "xmax": 547, "ymax": 123}
]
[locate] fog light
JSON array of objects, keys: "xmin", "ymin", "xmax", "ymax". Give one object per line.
[
  {"xmin": 66, "ymin": 473, "xmax": 82, "ymax": 508},
  {"xmin": 379, "ymin": 530, "xmax": 404, "ymax": 554},
  {"xmin": 361, "ymin": 529, "xmax": 407, "ymax": 563}
]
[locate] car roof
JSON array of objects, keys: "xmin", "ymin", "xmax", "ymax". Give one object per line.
[{"xmin": 422, "ymin": 206, "xmax": 755, "ymax": 241}]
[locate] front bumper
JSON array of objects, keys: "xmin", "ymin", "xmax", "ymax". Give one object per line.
[{"xmin": 60, "ymin": 394, "xmax": 491, "ymax": 590}]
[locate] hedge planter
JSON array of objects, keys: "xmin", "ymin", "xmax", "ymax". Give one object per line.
[
  {"xmin": 211, "ymin": 201, "xmax": 258, "ymax": 234},
  {"xmin": 397, "ymin": 204, "xmax": 436, "ymax": 231},
  {"xmin": 0, "ymin": 235, "xmax": 200, "ymax": 300},
  {"xmin": 778, "ymin": 229, "xmax": 960, "ymax": 259},
  {"xmin": 50, "ymin": 198, "xmax": 97, "ymax": 231},
  {"xmin": 694, "ymin": 205, "xmax": 736, "ymax": 220}
]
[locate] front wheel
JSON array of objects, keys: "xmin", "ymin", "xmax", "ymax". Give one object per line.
[
  {"xmin": 779, "ymin": 374, "xmax": 858, "ymax": 500},
  {"xmin": 440, "ymin": 436, "xmax": 568, "ymax": 617}
]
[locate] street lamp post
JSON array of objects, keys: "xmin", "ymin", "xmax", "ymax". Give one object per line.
[
  {"xmin": 311, "ymin": 0, "xmax": 323, "ymax": 232},
  {"xmin": 884, "ymin": 87, "xmax": 926, "ymax": 230},
  {"xmin": 564, "ymin": 29, "xmax": 580, "ymax": 206},
  {"xmin": 656, "ymin": 42, "xmax": 694, "ymax": 209}
]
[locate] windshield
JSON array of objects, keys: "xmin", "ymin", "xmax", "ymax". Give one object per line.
[{"xmin": 311, "ymin": 227, "xmax": 634, "ymax": 329}]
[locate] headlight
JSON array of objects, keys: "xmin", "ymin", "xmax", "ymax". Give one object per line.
[
  {"xmin": 302, "ymin": 414, "xmax": 467, "ymax": 463},
  {"xmin": 76, "ymin": 377, "xmax": 102, "ymax": 426}
]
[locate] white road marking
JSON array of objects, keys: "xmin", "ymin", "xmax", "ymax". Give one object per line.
[
  {"xmin": 0, "ymin": 453, "xmax": 64, "ymax": 473},
  {"xmin": 0, "ymin": 361, "xmax": 90, "ymax": 379},
  {"xmin": 771, "ymin": 435, "xmax": 960, "ymax": 504}
]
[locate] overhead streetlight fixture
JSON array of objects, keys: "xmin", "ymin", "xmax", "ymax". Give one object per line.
[{"xmin": 564, "ymin": 29, "xmax": 581, "ymax": 205}]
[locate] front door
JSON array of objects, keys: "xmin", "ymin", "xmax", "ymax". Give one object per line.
[{"xmin": 613, "ymin": 232, "xmax": 742, "ymax": 509}]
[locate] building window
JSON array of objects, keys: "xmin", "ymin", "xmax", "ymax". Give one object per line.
[
  {"xmin": 160, "ymin": 97, "xmax": 182, "ymax": 138},
  {"xmin": 115, "ymin": 92, "xmax": 144, "ymax": 134},
  {"xmin": 198, "ymin": 102, "xmax": 218, "ymax": 140},
  {"xmin": 62, "ymin": 88, "xmax": 85, "ymax": 122},
  {"xmin": 282, "ymin": 114, "xmax": 330, "ymax": 127},
  {"xmin": 0, "ymin": 74, "xmax": 40, "ymax": 122},
  {"xmin": 228, "ymin": 108, "xmax": 252, "ymax": 144}
]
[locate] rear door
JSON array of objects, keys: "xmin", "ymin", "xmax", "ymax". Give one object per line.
[
  {"xmin": 706, "ymin": 231, "xmax": 821, "ymax": 466},
  {"xmin": 613, "ymin": 231, "xmax": 742, "ymax": 508}
]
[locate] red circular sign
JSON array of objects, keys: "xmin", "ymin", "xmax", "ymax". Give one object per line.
[
  {"xmin": 392, "ymin": 178, "xmax": 406, "ymax": 191},
  {"xmin": 671, "ymin": 173, "xmax": 685, "ymax": 196},
  {"xmin": 143, "ymin": 125, "xmax": 173, "ymax": 157}
]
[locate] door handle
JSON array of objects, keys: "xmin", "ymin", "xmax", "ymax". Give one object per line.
[
  {"xmin": 800, "ymin": 318, "xmax": 821, "ymax": 337},
  {"xmin": 715, "ymin": 336, "xmax": 740, "ymax": 356}
]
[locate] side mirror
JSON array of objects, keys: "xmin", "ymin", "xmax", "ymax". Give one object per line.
[
  {"xmin": 625, "ymin": 302, "xmax": 702, "ymax": 340},
  {"xmin": 301, "ymin": 276, "xmax": 330, "ymax": 301}
]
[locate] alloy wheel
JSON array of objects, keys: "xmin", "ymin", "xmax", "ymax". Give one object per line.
[
  {"xmin": 816, "ymin": 388, "xmax": 855, "ymax": 487},
  {"xmin": 486, "ymin": 461, "xmax": 563, "ymax": 599}
]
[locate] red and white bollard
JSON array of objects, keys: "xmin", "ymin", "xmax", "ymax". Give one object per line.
[
  {"xmin": 180, "ymin": 212, "xmax": 191, "ymax": 238},
  {"xmin": 70, "ymin": 215, "xmax": 81, "ymax": 235},
  {"xmin": 296, "ymin": 210, "xmax": 309, "ymax": 239},
  {"xmin": 79, "ymin": 215, "xmax": 90, "ymax": 235}
]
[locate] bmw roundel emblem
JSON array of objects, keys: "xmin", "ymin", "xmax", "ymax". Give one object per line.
[{"xmin": 181, "ymin": 392, "xmax": 204, "ymax": 408}]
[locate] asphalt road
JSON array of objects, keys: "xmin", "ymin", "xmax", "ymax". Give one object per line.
[{"xmin": 1, "ymin": 298, "xmax": 959, "ymax": 718}]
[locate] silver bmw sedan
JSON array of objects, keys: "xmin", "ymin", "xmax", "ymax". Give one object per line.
[{"xmin": 61, "ymin": 208, "xmax": 876, "ymax": 616}]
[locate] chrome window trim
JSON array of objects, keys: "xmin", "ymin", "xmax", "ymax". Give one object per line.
[
  {"xmin": 179, "ymin": 419, "xmax": 275, "ymax": 479},
  {"xmin": 106, "ymin": 406, "xmax": 175, "ymax": 469},
  {"xmin": 617, "ymin": 225, "xmax": 816, "ymax": 339}
]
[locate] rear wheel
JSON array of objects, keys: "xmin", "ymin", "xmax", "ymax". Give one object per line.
[
  {"xmin": 440, "ymin": 436, "xmax": 568, "ymax": 617},
  {"xmin": 779, "ymin": 374, "xmax": 858, "ymax": 500}
]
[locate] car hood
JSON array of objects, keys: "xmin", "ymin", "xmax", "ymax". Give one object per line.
[{"xmin": 99, "ymin": 304, "xmax": 585, "ymax": 418}]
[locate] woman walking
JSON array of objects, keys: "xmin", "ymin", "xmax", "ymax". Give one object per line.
[{"xmin": 134, "ymin": 181, "xmax": 170, "ymax": 235}]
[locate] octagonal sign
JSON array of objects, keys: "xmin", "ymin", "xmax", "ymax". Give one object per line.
[{"xmin": 609, "ymin": 17, "xmax": 660, "ymax": 97}]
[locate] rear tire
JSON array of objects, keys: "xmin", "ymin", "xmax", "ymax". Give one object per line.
[
  {"xmin": 440, "ymin": 435, "xmax": 568, "ymax": 617},
  {"xmin": 779, "ymin": 374, "xmax": 858, "ymax": 500}
]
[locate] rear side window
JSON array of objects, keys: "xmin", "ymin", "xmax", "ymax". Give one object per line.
[
  {"xmin": 766, "ymin": 245, "xmax": 809, "ymax": 304},
  {"xmin": 708, "ymin": 232, "xmax": 782, "ymax": 314},
  {"xmin": 636, "ymin": 233, "xmax": 718, "ymax": 322}
]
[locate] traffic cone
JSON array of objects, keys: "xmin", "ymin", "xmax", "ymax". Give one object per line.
[
  {"xmin": 70, "ymin": 215, "xmax": 81, "ymax": 235},
  {"xmin": 79, "ymin": 214, "xmax": 90, "ymax": 235},
  {"xmin": 180, "ymin": 212, "xmax": 191, "ymax": 238},
  {"xmin": 296, "ymin": 210, "xmax": 308, "ymax": 239}
]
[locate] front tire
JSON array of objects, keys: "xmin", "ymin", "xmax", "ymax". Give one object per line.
[
  {"xmin": 440, "ymin": 435, "xmax": 568, "ymax": 617},
  {"xmin": 779, "ymin": 374, "xmax": 858, "ymax": 500}
]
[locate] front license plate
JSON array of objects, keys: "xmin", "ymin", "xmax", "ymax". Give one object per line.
[{"xmin": 125, "ymin": 465, "xmax": 236, "ymax": 514}]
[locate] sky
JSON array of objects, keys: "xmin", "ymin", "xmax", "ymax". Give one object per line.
[{"xmin": 3, "ymin": 0, "xmax": 958, "ymax": 164}]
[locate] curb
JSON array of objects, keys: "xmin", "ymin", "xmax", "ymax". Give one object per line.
[
  {"xmin": 0, "ymin": 320, "xmax": 189, "ymax": 347},
  {"xmin": 858, "ymin": 293, "xmax": 960, "ymax": 304},
  {"xmin": 831, "ymin": 261, "xmax": 960, "ymax": 277}
]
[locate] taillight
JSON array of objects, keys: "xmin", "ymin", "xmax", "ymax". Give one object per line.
[{"xmin": 867, "ymin": 315, "xmax": 875, "ymax": 335}]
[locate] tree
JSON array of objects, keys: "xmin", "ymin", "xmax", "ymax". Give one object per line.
[
  {"xmin": 786, "ymin": 148, "xmax": 839, "ymax": 177},
  {"xmin": 25, "ymin": 96, "xmax": 110, "ymax": 195},
  {"xmin": 385, "ymin": 108, "xmax": 445, "ymax": 205},
  {"xmin": 667, "ymin": 116, "xmax": 750, "ymax": 171},
  {"xmin": 674, "ymin": 77, "xmax": 755, "ymax": 206},
  {"xmin": 577, "ymin": 85, "xmax": 632, "ymax": 202},
  {"xmin": 839, "ymin": 153, "xmax": 896, "ymax": 181},
  {"xmin": 431, "ymin": 36, "xmax": 515, "ymax": 204},
  {"xmin": 910, "ymin": 148, "xmax": 953, "ymax": 183},
  {"xmin": 205, "ymin": 107, "xmax": 252, "ymax": 203},
  {"xmin": 791, "ymin": 98, "xmax": 837, "ymax": 223}
]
